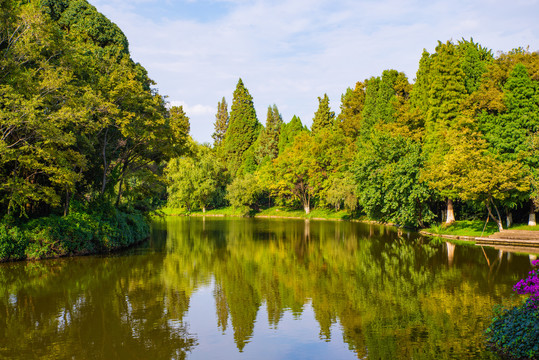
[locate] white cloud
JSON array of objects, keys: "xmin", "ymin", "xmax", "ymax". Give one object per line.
[{"xmin": 91, "ymin": 0, "xmax": 539, "ymax": 143}]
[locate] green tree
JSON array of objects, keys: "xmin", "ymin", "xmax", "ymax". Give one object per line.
[
  {"xmin": 336, "ymin": 81, "xmax": 366, "ymax": 138},
  {"xmin": 277, "ymin": 115, "xmax": 305, "ymax": 154},
  {"xmin": 311, "ymin": 94, "xmax": 335, "ymax": 134},
  {"xmin": 256, "ymin": 104, "xmax": 283, "ymax": 164},
  {"xmin": 166, "ymin": 145, "xmax": 225, "ymax": 212},
  {"xmin": 212, "ymin": 97, "xmax": 229, "ymax": 148},
  {"xmin": 419, "ymin": 41, "xmax": 491, "ymax": 223},
  {"xmin": 222, "ymin": 78, "xmax": 261, "ymax": 175},
  {"xmin": 225, "ymin": 173, "xmax": 263, "ymax": 212}
]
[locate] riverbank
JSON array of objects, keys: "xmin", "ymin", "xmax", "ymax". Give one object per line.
[
  {"xmin": 155, "ymin": 206, "xmax": 363, "ymax": 221},
  {"xmin": 0, "ymin": 205, "xmax": 149, "ymax": 262}
]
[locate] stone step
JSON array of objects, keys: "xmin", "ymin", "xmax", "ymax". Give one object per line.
[
  {"xmin": 488, "ymin": 230, "xmax": 539, "ymax": 240},
  {"xmin": 476, "ymin": 237, "xmax": 539, "ymax": 247}
]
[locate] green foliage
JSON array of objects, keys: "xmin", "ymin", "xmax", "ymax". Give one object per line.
[
  {"xmin": 486, "ymin": 299, "xmax": 539, "ymax": 359},
  {"xmin": 0, "ymin": 202, "xmax": 149, "ymax": 261},
  {"xmin": 256, "ymin": 104, "xmax": 282, "ymax": 164},
  {"xmin": 277, "ymin": 115, "xmax": 305, "ymax": 154},
  {"xmin": 212, "ymin": 96, "xmax": 229, "ymax": 148},
  {"xmin": 225, "ymin": 173, "xmax": 263, "ymax": 212},
  {"xmin": 222, "ymin": 78, "xmax": 261, "ymax": 175},
  {"xmin": 166, "ymin": 145, "xmax": 226, "ymax": 212},
  {"xmin": 337, "ymin": 81, "xmax": 365, "ymax": 138},
  {"xmin": 0, "ymin": 223, "xmax": 28, "ymax": 261},
  {"xmin": 311, "ymin": 94, "xmax": 335, "ymax": 134},
  {"xmin": 355, "ymin": 132, "xmax": 434, "ymax": 227},
  {"xmin": 423, "ymin": 220, "xmax": 499, "ymax": 237},
  {"xmin": 0, "ymin": 0, "xmax": 187, "ymax": 220}
]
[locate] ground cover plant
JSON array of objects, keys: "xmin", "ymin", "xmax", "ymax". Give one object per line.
[{"xmin": 485, "ymin": 259, "xmax": 539, "ymax": 359}]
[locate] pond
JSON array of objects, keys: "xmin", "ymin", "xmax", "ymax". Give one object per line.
[{"xmin": 0, "ymin": 217, "xmax": 535, "ymax": 359}]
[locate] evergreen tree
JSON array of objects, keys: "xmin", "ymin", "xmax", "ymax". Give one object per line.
[
  {"xmin": 212, "ymin": 97, "xmax": 229, "ymax": 148},
  {"xmin": 337, "ymin": 81, "xmax": 366, "ymax": 138},
  {"xmin": 278, "ymin": 115, "xmax": 305, "ymax": 154},
  {"xmin": 311, "ymin": 94, "xmax": 335, "ymax": 134},
  {"xmin": 419, "ymin": 41, "xmax": 484, "ymax": 223},
  {"xmin": 222, "ymin": 78, "xmax": 261, "ymax": 175},
  {"xmin": 256, "ymin": 104, "xmax": 283, "ymax": 164}
]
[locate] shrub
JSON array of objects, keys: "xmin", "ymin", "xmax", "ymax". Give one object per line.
[
  {"xmin": 0, "ymin": 202, "xmax": 150, "ymax": 261},
  {"xmin": 486, "ymin": 260, "xmax": 539, "ymax": 360},
  {"xmin": 0, "ymin": 223, "xmax": 28, "ymax": 261}
]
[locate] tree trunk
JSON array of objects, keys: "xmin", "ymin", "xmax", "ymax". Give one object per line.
[
  {"xmin": 115, "ymin": 179, "xmax": 123, "ymax": 207},
  {"xmin": 202, "ymin": 206, "xmax": 206, "ymax": 213},
  {"xmin": 486, "ymin": 198, "xmax": 504, "ymax": 232},
  {"xmin": 506, "ymin": 211, "xmax": 513, "ymax": 229},
  {"xmin": 445, "ymin": 198, "xmax": 455, "ymax": 224},
  {"xmin": 304, "ymin": 204, "xmax": 310, "ymax": 214},
  {"xmin": 101, "ymin": 128, "xmax": 109, "ymax": 195},
  {"xmin": 529, "ymin": 200, "xmax": 536, "ymax": 226},
  {"xmin": 64, "ymin": 190, "xmax": 71, "ymax": 217}
]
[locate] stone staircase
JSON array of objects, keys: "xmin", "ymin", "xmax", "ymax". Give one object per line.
[{"xmin": 475, "ymin": 230, "xmax": 539, "ymax": 254}]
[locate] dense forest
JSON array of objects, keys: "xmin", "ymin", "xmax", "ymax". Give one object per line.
[
  {"xmin": 1, "ymin": 0, "xmax": 539, "ymax": 260},
  {"xmin": 169, "ymin": 43, "xmax": 539, "ymax": 231},
  {"xmin": 0, "ymin": 0, "xmax": 189, "ymax": 260}
]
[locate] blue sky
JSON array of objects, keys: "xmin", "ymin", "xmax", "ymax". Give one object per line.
[{"xmin": 91, "ymin": 0, "xmax": 539, "ymax": 144}]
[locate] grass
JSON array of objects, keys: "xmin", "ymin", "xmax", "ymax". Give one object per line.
[
  {"xmin": 424, "ymin": 220, "xmax": 539, "ymax": 237},
  {"xmin": 256, "ymin": 207, "xmax": 353, "ymax": 220},
  {"xmin": 423, "ymin": 220, "xmax": 499, "ymax": 237},
  {"xmin": 154, "ymin": 206, "xmax": 355, "ymax": 221},
  {"xmin": 509, "ymin": 224, "xmax": 539, "ymax": 231}
]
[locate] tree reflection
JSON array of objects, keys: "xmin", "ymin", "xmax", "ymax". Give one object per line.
[
  {"xmin": 0, "ymin": 217, "xmax": 532, "ymax": 359},
  {"xmin": 0, "ymin": 255, "xmax": 196, "ymax": 360},
  {"xmin": 161, "ymin": 217, "xmax": 529, "ymax": 358}
]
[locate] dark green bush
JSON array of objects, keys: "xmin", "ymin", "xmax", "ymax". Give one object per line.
[
  {"xmin": 0, "ymin": 203, "xmax": 150, "ymax": 261},
  {"xmin": 0, "ymin": 224, "xmax": 28, "ymax": 261},
  {"xmin": 486, "ymin": 298, "xmax": 539, "ymax": 359}
]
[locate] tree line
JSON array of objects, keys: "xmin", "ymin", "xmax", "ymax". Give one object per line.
[
  {"xmin": 0, "ymin": 0, "xmax": 190, "ymax": 260},
  {"xmin": 167, "ymin": 40, "xmax": 539, "ymax": 229},
  {"xmin": 0, "ymin": 0, "xmax": 189, "ymax": 219}
]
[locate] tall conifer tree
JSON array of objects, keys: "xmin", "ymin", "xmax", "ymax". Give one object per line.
[
  {"xmin": 311, "ymin": 94, "xmax": 335, "ymax": 134},
  {"xmin": 222, "ymin": 78, "xmax": 260, "ymax": 175},
  {"xmin": 256, "ymin": 104, "xmax": 283, "ymax": 163},
  {"xmin": 212, "ymin": 97, "xmax": 229, "ymax": 148}
]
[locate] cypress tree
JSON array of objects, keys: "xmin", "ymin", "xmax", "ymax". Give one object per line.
[
  {"xmin": 278, "ymin": 115, "xmax": 305, "ymax": 153},
  {"xmin": 222, "ymin": 78, "xmax": 260, "ymax": 174},
  {"xmin": 212, "ymin": 97, "xmax": 229, "ymax": 148},
  {"xmin": 256, "ymin": 104, "xmax": 283, "ymax": 163},
  {"xmin": 311, "ymin": 94, "xmax": 335, "ymax": 134}
]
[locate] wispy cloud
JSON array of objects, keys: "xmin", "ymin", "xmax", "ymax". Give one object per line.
[{"xmin": 91, "ymin": 0, "xmax": 539, "ymax": 143}]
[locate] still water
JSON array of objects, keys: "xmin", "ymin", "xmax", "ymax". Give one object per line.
[{"xmin": 0, "ymin": 217, "xmax": 535, "ymax": 359}]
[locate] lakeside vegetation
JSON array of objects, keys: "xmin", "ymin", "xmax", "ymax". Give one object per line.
[
  {"xmin": 166, "ymin": 41, "xmax": 539, "ymax": 234},
  {"xmin": 0, "ymin": 0, "xmax": 188, "ymax": 261},
  {"xmin": 3, "ymin": 0, "xmax": 539, "ymax": 262},
  {"xmin": 1, "ymin": 1, "xmax": 538, "ymax": 358}
]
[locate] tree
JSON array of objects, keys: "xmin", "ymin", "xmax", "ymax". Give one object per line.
[
  {"xmin": 212, "ymin": 97, "xmax": 229, "ymax": 148},
  {"xmin": 419, "ymin": 40, "xmax": 491, "ymax": 223},
  {"xmin": 477, "ymin": 62, "xmax": 539, "ymax": 224},
  {"xmin": 225, "ymin": 173, "xmax": 263, "ymax": 211},
  {"xmin": 166, "ymin": 145, "xmax": 225, "ymax": 212},
  {"xmin": 311, "ymin": 94, "xmax": 335, "ymax": 134},
  {"xmin": 256, "ymin": 104, "xmax": 282, "ymax": 164},
  {"xmin": 278, "ymin": 115, "xmax": 305, "ymax": 154},
  {"xmin": 222, "ymin": 79, "xmax": 261, "ymax": 175},
  {"xmin": 336, "ymin": 82, "xmax": 366, "ymax": 138}
]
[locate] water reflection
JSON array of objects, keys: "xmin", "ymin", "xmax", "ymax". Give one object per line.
[{"xmin": 0, "ymin": 217, "xmax": 533, "ymax": 359}]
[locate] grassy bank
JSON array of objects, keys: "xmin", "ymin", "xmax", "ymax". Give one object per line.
[
  {"xmin": 0, "ymin": 204, "xmax": 149, "ymax": 262},
  {"xmin": 423, "ymin": 220, "xmax": 539, "ymax": 238},
  {"xmin": 155, "ymin": 206, "xmax": 357, "ymax": 221}
]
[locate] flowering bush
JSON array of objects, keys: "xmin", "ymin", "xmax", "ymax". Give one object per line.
[
  {"xmin": 513, "ymin": 259, "xmax": 539, "ymax": 305},
  {"xmin": 485, "ymin": 259, "xmax": 539, "ymax": 360}
]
